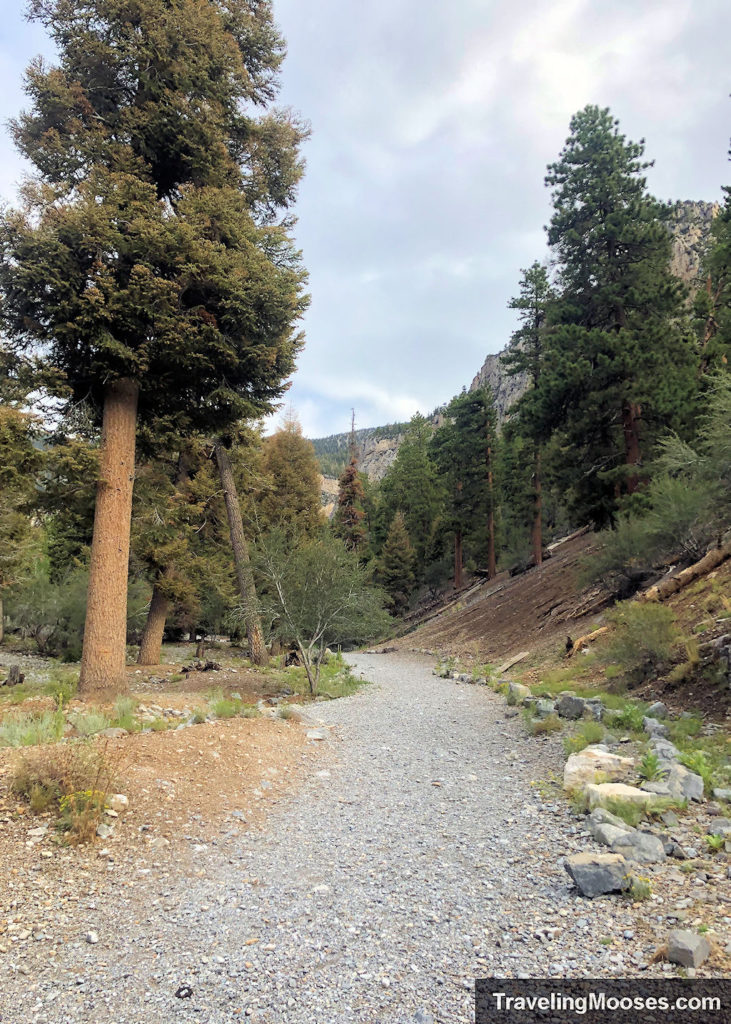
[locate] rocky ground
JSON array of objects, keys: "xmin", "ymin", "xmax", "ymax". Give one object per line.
[{"xmin": 0, "ymin": 652, "xmax": 729, "ymax": 1024}]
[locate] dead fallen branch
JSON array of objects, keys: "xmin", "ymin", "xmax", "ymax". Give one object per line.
[
  {"xmin": 566, "ymin": 626, "xmax": 609, "ymax": 657},
  {"xmin": 637, "ymin": 539, "xmax": 731, "ymax": 604}
]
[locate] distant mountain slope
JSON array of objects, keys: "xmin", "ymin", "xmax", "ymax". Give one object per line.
[{"xmin": 311, "ymin": 423, "xmax": 410, "ymax": 482}]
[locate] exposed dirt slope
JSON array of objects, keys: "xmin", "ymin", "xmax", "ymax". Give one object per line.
[{"xmin": 394, "ymin": 532, "xmax": 603, "ymax": 662}]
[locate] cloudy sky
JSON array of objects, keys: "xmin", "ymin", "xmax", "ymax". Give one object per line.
[{"xmin": 1, "ymin": 1, "xmax": 729, "ymax": 438}]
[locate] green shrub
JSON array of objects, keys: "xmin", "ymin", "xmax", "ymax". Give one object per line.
[
  {"xmin": 639, "ymin": 751, "xmax": 660, "ymax": 781},
  {"xmin": 605, "ymin": 702, "xmax": 647, "ymax": 734},
  {"xmin": 563, "ymin": 720, "xmax": 605, "ymax": 755},
  {"xmin": 603, "ymin": 798, "xmax": 644, "ymax": 828},
  {"xmin": 69, "ymin": 711, "xmax": 111, "ymax": 737},
  {"xmin": 529, "ymin": 713, "xmax": 562, "ymax": 736},
  {"xmin": 605, "ymin": 601, "xmax": 677, "ymax": 675},
  {"xmin": 211, "ymin": 697, "xmax": 241, "ymax": 719},
  {"xmin": 0, "ymin": 710, "xmax": 66, "ymax": 747},
  {"xmin": 706, "ymin": 834, "xmax": 725, "ymax": 853},
  {"xmin": 626, "ymin": 875, "xmax": 652, "ymax": 902},
  {"xmin": 679, "ymin": 751, "xmax": 714, "ymax": 795}
]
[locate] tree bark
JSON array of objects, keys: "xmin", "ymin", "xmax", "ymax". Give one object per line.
[
  {"xmin": 454, "ymin": 529, "xmax": 463, "ymax": 590},
  {"xmin": 79, "ymin": 379, "xmax": 139, "ymax": 695},
  {"xmin": 486, "ymin": 441, "xmax": 497, "ymax": 580},
  {"xmin": 214, "ymin": 440, "xmax": 268, "ymax": 666},
  {"xmin": 638, "ymin": 539, "xmax": 731, "ymax": 604},
  {"xmin": 621, "ymin": 399, "xmax": 641, "ymax": 495},
  {"xmin": 137, "ymin": 584, "xmax": 171, "ymax": 666},
  {"xmin": 0, "ymin": 594, "xmax": 4, "ymax": 644},
  {"xmin": 532, "ymin": 446, "xmax": 543, "ymax": 566}
]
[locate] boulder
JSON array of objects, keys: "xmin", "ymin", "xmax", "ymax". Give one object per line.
[
  {"xmin": 666, "ymin": 930, "xmax": 711, "ymax": 968},
  {"xmin": 556, "ymin": 694, "xmax": 586, "ymax": 720},
  {"xmin": 584, "ymin": 698, "xmax": 605, "ymax": 721},
  {"xmin": 564, "ymin": 853, "xmax": 629, "ymax": 898},
  {"xmin": 506, "ymin": 682, "xmax": 531, "ymax": 706},
  {"xmin": 642, "ymin": 764, "xmax": 704, "ymax": 802},
  {"xmin": 643, "ymin": 716, "xmax": 669, "ymax": 738},
  {"xmin": 585, "ymin": 782, "xmax": 654, "ymax": 810},
  {"xmin": 534, "ymin": 698, "xmax": 556, "ymax": 719},
  {"xmin": 708, "ymin": 818, "xmax": 731, "ymax": 839},
  {"xmin": 712, "ymin": 788, "xmax": 731, "ymax": 802},
  {"xmin": 646, "ymin": 701, "xmax": 668, "ymax": 719},
  {"xmin": 593, "ymin": 822, "xmax": 634, "ymax": 847},
  {"xmin": 106, "ymin": 794, "xmax": 129, "ymax": 814},
  {"xmin": 563, "ymin": 747, "xmax": 634, "ymax": 791},
  {"xmin": 650, "ymin": 737, "xmax": 681, "ymax": 762},
  {"xmin": 610, "ymin": 830, "xmax": 666, "ymax": 864}
]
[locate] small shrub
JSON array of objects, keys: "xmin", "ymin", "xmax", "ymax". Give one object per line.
[
  {"xmin": 639, "ymin": 751, "xmax": 660, "ymax": 781},
  {"xmin": 626, "ymin": 875, "xmax": 652, "ymax": 902},
  {"xmin": 168, "ymin": 673, "xmax": 183, "ymax": 683},
  {"xmin": 69, "ymin": 711, "xmax": 111, "ymax": 737},
  {"xmin": 669, "ymin": 716, "xmax": 703, "ymax": 741},
  {"xmin": 605, "ymin": 702, "xmax": 647, "ymax": 734},
  {"xmin": 191, "ymin": 710, "xmax": 206, "ymax": 725},
  {"xmin": 0, "ymin": 710, "xmax": 66, "ymax": 748},
  {"xmin": 569, "ymin": 789, "xmax": 590, "ymax": 815},
  {"xmin": 563, "ymin": 720, "xmax": 605, "ymax": 755},
  {"xmin": 211, "ymin": 697, "xmax": 241, "ymax": 719},
  {"xmin": 603, "ymin": 798, "xmax": 644, "ymax": 829},
  {"xmin": 11, "ymin": 740, "xmax": 122, "ymax": 844},
  {"xmin": 148, "ymin": 717, "xmax": 169, "ymax": 732},
  {"xmin": 278, "ymin": 705, "xmax": 293, "ymax": 720},
  {"xmin": 679, "ymin": 751, "xmax": 713, "ymax": 794},
  {"xmin": 706, "ymin": 834, "xmax": 725, "ymax": 853},
  {"xmin": 529, "ymin": 713, "xmax": 562, "ymax": 736},
  {"xmin": 46, "ymin": 670, "xmax": 79, "ymax": 710},
  {"xmin": 605, "ymin": 602, "xmax": 677, "ymax": 676},
  {"xmin": 239, "ymin": 704, "xmax": 259, "ymax": 718}
]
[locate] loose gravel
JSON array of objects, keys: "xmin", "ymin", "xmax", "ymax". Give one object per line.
[{"xmin": 1, "ymin": 652, "xmax": 722, "ymax": 1024}]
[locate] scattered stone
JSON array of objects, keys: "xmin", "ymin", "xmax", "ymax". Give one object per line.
[
  {"xmin": 96, "ymin": 823, "xmax": 114, "ymax": 840},
  {"xmin": 584, "ymin": 698, "xmax": 605, "ymax": 721},
  {"xmin": 642, "ymin": 717, "xmax": 669, "ymax": 738},
  {"xmin": 650, "ymin": 738, "xmax": 681, "ymax": 761},
  {"xmin": 564, "ymin": 746, "xmax": 634, "ymax": 791},
  {"xmin": 642, "ymin": 764, "xmax": 705, "ymax": 803},
  {"xmin": 660, "ymin": 810, "xmax": 680, "ymax": 827},
  {"xmin": 712, "ymin": 788, "xmax": 731, "ymax": 802},
  {"xmin": 708, "ymin": 818, "xmax": 731, "ymax": 839},
  {"xmin": 85, "ymin": 931, "xmax": 99, "ymax": 945},
  {"xmin": 564, "ymin": 853, "xmax": 629, "ymax": 898},
  {"xmin": 106, "ymin": 794, "xmax": 129, "ymax": 814},
  {"xmin": 506, "ymin": 682, "xmax": 531, "ymax": 706},
  {"xmin": 666, "ymin": 930, "xmax": 711, "ymax": 968},
  {"xmin": 534, "ymin": 698, "xmax": 556, "ymax": 718},
  {"xmin": 610, "ymin": 830, "xmax": 666, "ymax": 864},
  {"xmin": 306, "ymin": 729, "xmax": 327, "ymax": 741},
  {"xmin": 646, "ymin": 701, "xmax": 668, "ymax": 719},
  {"xmin": 585, "ymin": 782, "xmax": 653, "ymax": 810},
  {"xmin": 99, "ymin": 727, "xmax": 128, "ymax": 739},
  {"xmin": 555, "ymin": 695, "xmax": 586, "ymax": 720}
]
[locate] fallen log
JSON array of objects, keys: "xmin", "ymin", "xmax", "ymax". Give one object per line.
[
  {"xmin": 637, "ymin": 539, "xmax": 731, "ymax": 604},
  {"xmin": 567, "ymin": 626, "xmax": 609, "ymax": 657}
]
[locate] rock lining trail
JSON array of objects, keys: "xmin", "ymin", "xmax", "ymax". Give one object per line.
[{"xmin": 3, "ymin": 653, "xmax": 666, "ymax": 1024}]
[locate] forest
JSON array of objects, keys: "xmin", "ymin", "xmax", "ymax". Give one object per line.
[{"xmin": 0, "ymin": 3, "xmax": 729, "ymax": 701}]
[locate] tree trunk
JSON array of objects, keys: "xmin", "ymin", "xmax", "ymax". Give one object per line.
[
  {"xmin": 79, "ymin": 379, "xmax": 139, "ymax": 695},
  {"xmin": 0, "ymin": 593, "xmax": 4, "ymax": 644},
  {"xmin": 486, "ymin": 442, "xmax": 496, "ymax": 580},
  {"xmin": 214, "ymin": 440, "xmax": 268, "ymax": 666},
  {"xmin": 137, "ymin": 584, "xmax": 170, "ymax": 666},
  {"xmin": 532, "ymin": 446, "xmax": 543, "ymax": 567},
  {"xmin": 621, "ymin": 399, "xmax": 641, "ymax": 495},
  {"xmin": 454, "ymin": 529, "xmax": 463, "ymax": 590}
]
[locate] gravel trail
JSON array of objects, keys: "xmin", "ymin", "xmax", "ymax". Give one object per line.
[{"xmin": 3, "ymin": 652, "xmax": 655, "ymax": 1024}]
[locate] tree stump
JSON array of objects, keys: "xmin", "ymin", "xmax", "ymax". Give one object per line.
[{"xmin": 2, "ymin": 665, "xmax": 25, "ymax": 687}]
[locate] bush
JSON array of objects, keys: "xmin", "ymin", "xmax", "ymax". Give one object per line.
[
  {"xmin": 605, "ymin": 702, "xmax": 648, "ymax": 734},
  {"xmin": 639, "ymin": 751, "xmax": 660, "ymax": 781},
  {"xmin": 529, "ymin": 713, "xmax": 562, "ymax": 736},
  {"xmin": 69, "ymin": 711, "xmax": 111, "ymax": 736},
  {"xmin": 605, "ymin": 601, "xmax": 677, "ymax": 677},
  {"xmin": 563, "ymin": 720, "xmax": 605, "ymax": 754},
  {"xmin": 0, "ymin": 710, "xmax": 65, "ymax": 747},
  {"xmin": 11, "ymin": 740, "xmax": 122, "ymax": 843}
]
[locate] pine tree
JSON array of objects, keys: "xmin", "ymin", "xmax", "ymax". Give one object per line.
[
  {"xmin": 0, "ymin": 1, "xmax": 308, "ymax": 692},
  {"xmin": 333, "ymin": 418, "xmax": 367, "ymax": 553},
  {"xmin": 695, "ymin": 158, "xmax": 731, "ymax": 374},
  {"xmin": 260, "ymin": 414, "xmax": 324, "ymax": 537},
  {"xmin": 379, "ymin": 511, "xmax": 415, "ymax": 616},
  {"xmin": 539, "ymin": 105, "xmax": 696, "ymax": 525},
  {"xmin": 504, "ymin": 262, "xmax": 555, "ymax": 564}
]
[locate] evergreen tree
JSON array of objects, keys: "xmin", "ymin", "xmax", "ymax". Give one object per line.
[
  {"xmin": 504, "ymin": 262, "xmax": 555, "ymax": 564},
  {"xmin": 333, "ymin": 421, "xmax": 367, "ymax": 553},
  {"xmin": 260, "ymin": 414, "xmax": 324, "ymax": 537},
  {"xmin": 374, "ymin": 413, "xmax": 442, "ymax": 578},
  {"xmin": 0, "ymin": 0, "xmax": 308, "ymax": 692},
  {"xmin": 378, "ymin": 511, "xmax": 415, "ymax": 616},
  {"xmin": 695, "ymin": 159, "xmax": 731, "ymax": 374},
  {"xmin": 539, "ymin": 106, "xmax": 696, "ymax": 525}
]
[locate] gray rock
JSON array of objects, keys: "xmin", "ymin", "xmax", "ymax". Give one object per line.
[
  {"xmin": 594, "ymin": 823, "xmax": 634, "ymax": 847},
  {"xmin": 564, "ymin": 853, "xmax": 629, "ymax": 897},
  {"xmin": 712, "ymin": 788, "xmax": 731, "ymax": 802},
  {"xmin": 556, "ymin": 695, "xmax": 586, "ymax": 720},
  {"xmin": 85, "ymin": 931, "xmax": 99, "ymax": 945},
  {"xmin": 660, "ymin": 810, "xmax": 679, "ymax": 827},
  {"xmin": 584, "ymin": 698, "xmax": 605, "ymax": 721},
  {"xmin": 650, "ymin": 737, "xmax": 680, "ymax": 761},
  {"xmin": 708, "ymin": 817, "xmax": 731, "ymax": 839},
  {"xmin": 589, "ymin": 806, "xmax": 633, "ymax": 830},
  {"xmin": 642, "ymin": 764, "xmax": 704, "ymax": 802},
  {"xmin": 414, "ymin": 1010, "xmax": 434, "ymax": 1024},
  {"xmin": 534, "ymin": 698, "xmax": 556, "ymax": 718},
  {"xmin": 507, "ymin": 682, "xmax": 531, "ymax": 706},
  {"xmin": 306, "ymin": 729, "xmax": 328, "ymax": 741},
  {"xmin": 646, "ymin": 701, "xmax": 668, "ymax": 719},
  {"xmin": 666, "ymin": 930, "xmax": 711, "ymax": 968},
  {"xmin": 99, "ymin": 727, "xmax": 129, "ymax": 739},
  {"xmin": 642, "ymin": 717, "xmax": 669, "ymax": 738},
  {"xmin": 96, "ymin": 823, "xmax": 114, "ymax": 840},
  {"xmin": 610, "ymin": 830, "xmax": 667, "ymax": 864}
]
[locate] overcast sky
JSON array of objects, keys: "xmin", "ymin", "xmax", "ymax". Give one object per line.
[{"xmin": 1, "ymin": 1, "xmax": 729, "ymax": 438}]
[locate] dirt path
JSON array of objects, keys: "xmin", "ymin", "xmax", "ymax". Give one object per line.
[{"xmin": 1, "ymin": 654, "xmax": 674, "ymax": 1023}]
